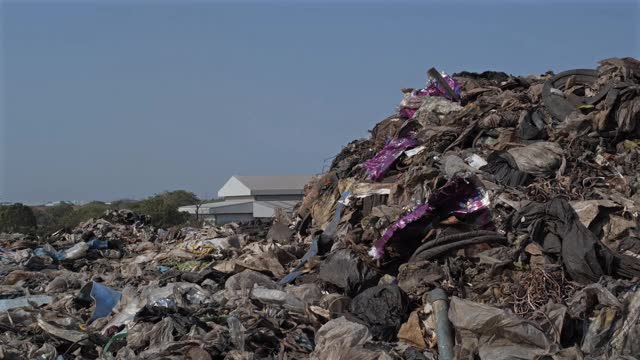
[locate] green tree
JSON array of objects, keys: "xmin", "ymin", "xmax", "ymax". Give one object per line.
[
  {"xmin": 60, "ymin": 201, "xmax": 111, "ymax": 228},
  {"xmin": 0, "ymin": 203, "xmax": 37, "ymax": 233},
  {"xmin": 129, "ymin": 190, "xmax": 198, "ymax": 228},
  {"xmin": 26, "ymin": 191, "xmax": 199, "ymax": 235},
  {"xmin": 48, "ymin": 202, "xmax": 75, "ymax": 220},
  {"xmin": 156, "ymin": 190, "xmax": 199, "ymax": 208},
  {"xmin": 110, "ymin": 199, "xmax": 137, "ymax": 209},
  {"xmin": 33, "ymin": 202, "xmax": 75, "ymax": 235}
]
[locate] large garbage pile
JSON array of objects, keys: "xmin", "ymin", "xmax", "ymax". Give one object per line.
[{"xmin": 1, "ymin": 58, "xmax": 640, "ymax": 360}]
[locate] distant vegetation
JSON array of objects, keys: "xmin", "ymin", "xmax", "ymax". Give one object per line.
[
  {"xmin": 0, "ymin": 190, "xmax": 203, "ymax": 235},
  {"xmin": 0, "ymin": 203, "xmax": 38, "ymax": 234},
  {"xmin": 128, "ymin": 190, "xmax": 200, "ymax": 229}
]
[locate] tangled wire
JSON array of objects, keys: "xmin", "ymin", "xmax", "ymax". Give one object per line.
[{"xmin": 506, "ymin": 267, "xmax": 580, "ymax": 317}]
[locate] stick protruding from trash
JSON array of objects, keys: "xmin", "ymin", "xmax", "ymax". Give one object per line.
[{"xmin": 428, "ymin": 67, "xmax": 460, "ymax": 102}]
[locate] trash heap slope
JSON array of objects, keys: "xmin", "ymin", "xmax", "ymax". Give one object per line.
[{"xmin": 1, "ymin": 58, "xmax": 640, "ymax": 360}]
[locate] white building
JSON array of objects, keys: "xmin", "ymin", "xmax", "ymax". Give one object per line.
[{"xmin": 179, "ymin": 175, "xmax": 311, "ymax": 224}]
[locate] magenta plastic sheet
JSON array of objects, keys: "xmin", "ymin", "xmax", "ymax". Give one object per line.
[
  {"xmin": 369, "ymin": 177, "xmax": 492, "ymax": 259},
  {"xmin": 368, "ymin": 203, "xmax": 433, "ymax": 259},
  {"xmin": 363, "ymin": 137, "xmax": 418, "ymax": 181},
  {"xmin": 398, "ymin": 73, "xmax": 462, "ymax": 119},
  {"xmin": 423, "ymin": 73, "xmax": 462, "ymax": 100},
  {"xmin": 399, "ymin": 108, "xmax": 417, "ymax": 119}
]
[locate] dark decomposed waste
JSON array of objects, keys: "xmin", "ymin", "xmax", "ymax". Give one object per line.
[{"xmin": 1, "ymin": 59, "xmax": 640, "ymax": 359}]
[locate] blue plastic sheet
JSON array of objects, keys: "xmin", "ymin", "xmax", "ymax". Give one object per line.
[
  {"xmin": 323, "ymin": 191, "xmax": 351, "ymax": 236},
  {"xmin": 278, "ymin": 237, "xmax": 318, "ymax": 286},
  {"xmin": 87, "ymin": 239, "xmax": 109, "ymax": 250},
  {"xmin": 33, "ymin": 247, "xmax": 64, "ymax": 260},
  {"xmin": 79, "ymin": 281, "xmax": 122, "ymax": 321}
]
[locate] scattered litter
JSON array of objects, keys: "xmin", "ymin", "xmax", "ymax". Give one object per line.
[{"xmin": 2, "ymin": 59, "xmax": 640, "ymax": 359}]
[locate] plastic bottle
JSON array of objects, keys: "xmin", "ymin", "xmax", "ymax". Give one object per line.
[
  {"xmin": 227, "ymin": 315, "xmax": 246, "ymax": 352},
  {"xmin": 60, "ymin": 242, "xmax": 89, "ymax": 260}
]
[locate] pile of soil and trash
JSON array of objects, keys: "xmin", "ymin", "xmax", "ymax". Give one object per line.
[{"xmin": 2, "ymin": 57, "xmax": 640, "ymax": 360}]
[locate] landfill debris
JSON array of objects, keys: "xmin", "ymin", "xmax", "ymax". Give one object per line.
[
  {"xmin": 349, "ymin": 284, "xmax": 409, "ymax": 341},
  {"xmin": 2, "ymin": 59, "xmax": 640, "ymax": 359},
  {"xmin": 318, "ymin": 248, "xmax": 380, "ymax": 296},
  {"xmin": 448, "ymin": 297, "xmax": 557, "ymax": 360},
  {"xmin": 309, "ymin": 316, "xmax": 390, "ymax": 360},
  {"xmin": 0, "ymin": 294, "xmax": 53, "ymax": 312},
  {"xmin": 397, "ymin": 311, "xmax": 427, "ymax": 349}
]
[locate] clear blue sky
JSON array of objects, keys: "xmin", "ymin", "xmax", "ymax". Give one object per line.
[{"xmin": 1, "ymin": 0, "xmax": 638, "ymax": 203}]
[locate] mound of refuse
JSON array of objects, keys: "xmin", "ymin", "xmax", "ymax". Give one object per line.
[{"xmin": 1, "ymin": 58, "xmax": 640, "ymax": 360}]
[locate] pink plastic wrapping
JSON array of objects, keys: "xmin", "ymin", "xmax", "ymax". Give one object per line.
[
  {"xmin": 369, "ymin": 177, "xmax": 492, "ymax": 259},
  {"xmin": 423, "ymin": 73, "xmax": 462, "ymax": 100},
  {"xmin": 363, "ymin": 137, "xmax": 418, "ymax": 181},
  {"xmin": 398, "ymin": 72, "xmax": 462, "ymax": 119}
]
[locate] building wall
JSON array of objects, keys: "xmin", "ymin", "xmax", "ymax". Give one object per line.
[
  {"xmin": 223, "ymin": 195, "xmax": 255, "ymax": 201},
  {"xmin": 199, "ymin": 214, "xmax": 217, "ymax": 224},
  {"xmin": 253, "ymin": 202, "xmax": 277, "ymax": 218},
  {"xmin": 254, "ymin": 194, "xmax": 302, "ymax": 201},
  {"xmin": 215, "ymin": 213, "xmax": 255, "ymax": 225}
]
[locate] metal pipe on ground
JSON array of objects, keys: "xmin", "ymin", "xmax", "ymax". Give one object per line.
[{"xmin": 428, "ymin": 288, "xmax": 454, "ymax": 360}]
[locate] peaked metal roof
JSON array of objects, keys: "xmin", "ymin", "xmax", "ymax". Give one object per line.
[{"xmin": 234, "ymin": 175, "xmax": 311, "ymax": 195}]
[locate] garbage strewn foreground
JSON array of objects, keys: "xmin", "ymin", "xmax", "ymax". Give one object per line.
[{"xmin": 2, "ymin": 58, "xmax": 640, "ymax": 360}]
